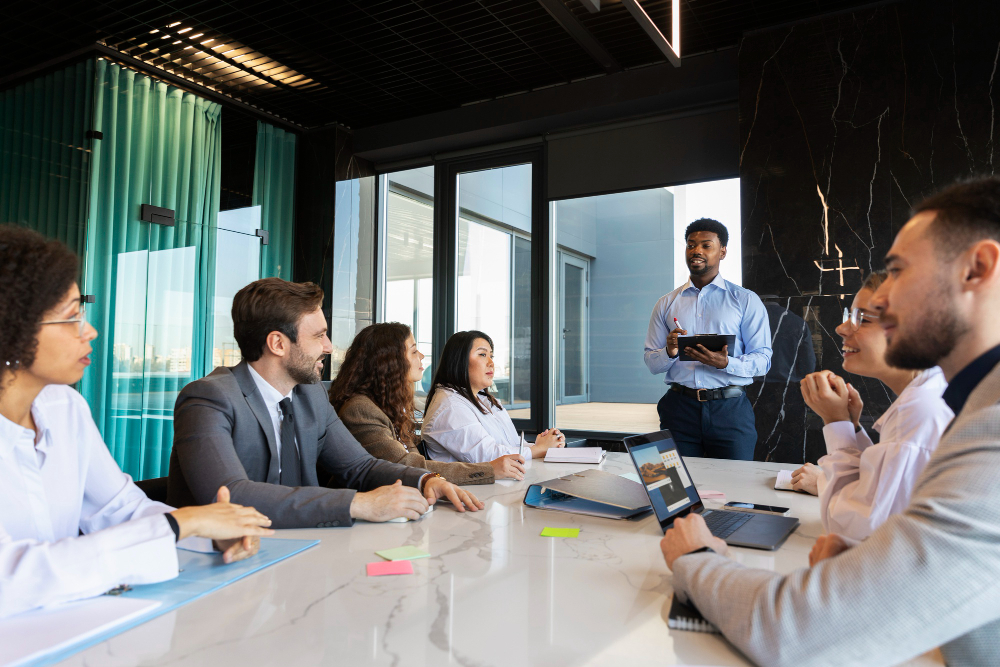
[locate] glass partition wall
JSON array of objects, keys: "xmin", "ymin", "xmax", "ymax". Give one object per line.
[
  {"xmin": 363, "ymin": 150, "xmax": 737, "ymax": 439},
  {"xmin": 375, "ymin": 150, "xmax": 544, "ymax": 425}
]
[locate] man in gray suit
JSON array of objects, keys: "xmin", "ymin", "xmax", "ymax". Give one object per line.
[
  {"xmin": 167, "ymin": 278, "xmax": 483, "ymax": 529},
  {"xmin": 660, "ymin": 176, "xmax": 1000, "ymax": 666}
]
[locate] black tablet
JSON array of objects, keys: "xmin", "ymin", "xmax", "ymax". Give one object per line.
[{"xmin": 677, "ymin": 334, "xmax": 736, "ymax": 361}]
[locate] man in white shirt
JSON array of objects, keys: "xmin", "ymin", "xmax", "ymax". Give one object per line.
[{"xmin": 168, "ymin": 278, "xmax": 484, "ymax": 528}]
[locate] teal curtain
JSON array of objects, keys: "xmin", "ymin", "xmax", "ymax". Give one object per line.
[
  {"xmin": 79, "ymin": 59, "xmax": 222, "ymax": 480},
  {"xmin": 0, "ymin": 60, "xmax": 94, "ymax": 253},
  {"xmin": 253, "ymin": 121, "xmax": 296, "ymax": 279}
]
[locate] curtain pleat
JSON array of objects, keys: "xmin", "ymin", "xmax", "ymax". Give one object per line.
[
  {"xmin": 0, "ymin": 60, "xmax": 93, "ymax": 253},
  {"xmin": 80, "ymin": 60, "xmax": 222, "ymax": 480},
  {"xmin": 253, "ymin": 121, "xmax": 296, "ymax": 280}
]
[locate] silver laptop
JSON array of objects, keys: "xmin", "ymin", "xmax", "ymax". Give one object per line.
[{"xmin": 624, "ymin": 430, "xmax": 799, "ymax": 551}]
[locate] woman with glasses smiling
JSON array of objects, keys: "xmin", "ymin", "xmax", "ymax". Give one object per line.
[
  {"xmin": 790, "ymin": 270, "xmax": 953, "ymax": 541},
  {"xmin": 0, "ymin": 225, "xmax": 274, "ymax": 618}
]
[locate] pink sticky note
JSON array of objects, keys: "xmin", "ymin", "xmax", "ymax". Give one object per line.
[
  {"xmin": 698, "ymin": 489, "xmax": 726, "ymax": 499},
  {"xmin": 367, "ymin": 560, "xmax": 414, "ymax": 577}
]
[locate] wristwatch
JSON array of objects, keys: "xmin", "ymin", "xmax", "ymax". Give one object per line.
[
  {"xmin": 685, "ymin": 546, "xmax": 716, "ymax": 557},
  {"xmin": 420, "ymin": 472, "xmax": 444, "ymax": 492}
]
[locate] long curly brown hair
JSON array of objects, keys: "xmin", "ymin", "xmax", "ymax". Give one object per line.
[
  {"xmin": 328, "ymin": 322, "xmax": 418, "ymax": 447},
  {"xmin": 0, "ymin": 225, "xmax": 79, "ymax": 394}
]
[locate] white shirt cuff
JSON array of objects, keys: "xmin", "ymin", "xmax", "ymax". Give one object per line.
[{"xmin": 822, "ymin": 421, "xmax": 859, "ymax": 453}]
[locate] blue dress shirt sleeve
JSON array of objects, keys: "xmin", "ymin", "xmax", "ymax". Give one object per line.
[
  {"xmin": 644, "ymin": 296, "xmax": 679, "ymax": 375},
  {"xmin": 723, "ymin": 292, "xmax": 773, "ymax": 378}
]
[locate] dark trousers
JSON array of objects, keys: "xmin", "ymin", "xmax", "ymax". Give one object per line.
[{"xmin": 656, "ymin": 388, "xmax": 757, "ymax": 460}]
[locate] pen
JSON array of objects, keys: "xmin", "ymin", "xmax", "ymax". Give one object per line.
[
  {"xmin": 673, "ymin": 317, "xmax": 684, "ymax": 331},
  {"xmin": 519, "ymin": 431, "xmax": 525, "ymax": 459}
]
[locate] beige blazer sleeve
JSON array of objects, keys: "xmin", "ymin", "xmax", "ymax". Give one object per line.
[
  {"xmin": 338, "ymin": 395, "xmax": 495, "ymax": 485},
  {"xmin": 670, "ymin": 389, "xmax": 1000, "ymax": 667}
]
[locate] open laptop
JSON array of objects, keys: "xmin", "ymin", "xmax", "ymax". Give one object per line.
[{"xmin": 624, "ymin": 430, "xmax": 799, "ymax": 551}]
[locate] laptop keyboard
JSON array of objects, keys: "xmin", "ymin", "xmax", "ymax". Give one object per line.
[{"xmin": 703, "ymin": 510, "xmax": 753, "ymax": 539}]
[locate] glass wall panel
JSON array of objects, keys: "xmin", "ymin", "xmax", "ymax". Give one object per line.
[
  {"xmin": 381, "ymin": 166, "xmax": 434, "ymax": 406},
  {"xmin": 331, "ymin": 177, "xmax": 375, "ymax": 379},
  {"xmin": 212, "ymin": 206, "xmax": 262, "ymax": 370},
  {"xmin": 551, "ymin": 177, "xmax": 741, "ymax": 433},
  {"xmin": 455, "ymin": 164, "xmax": 531, "ymax": 416}
]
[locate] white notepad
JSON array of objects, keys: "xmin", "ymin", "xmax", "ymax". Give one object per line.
[
  {"xmin": 544, "ymin": 447, "xmax": 606, "ymax": 464},
  {"xmin": 0, "ymin": 596, "xmax": 161, "ymax": 667},
  {"xmin": 774, "ymin": 469, "xmax": 794, "ymax": 491}
]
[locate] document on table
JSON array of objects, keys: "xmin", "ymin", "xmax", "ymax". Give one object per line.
[
  {"xmin": 0, "ymin": 596, "xmax": 161, "ymax": 667},
  {"xmin": 544, "ymin": 447, "xmax": 606, "ymax": 464}
]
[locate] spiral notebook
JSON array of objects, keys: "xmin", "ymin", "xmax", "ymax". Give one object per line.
[{"xmin": 667, "ymin": 594, "xmax": 719, "ymax": 634}]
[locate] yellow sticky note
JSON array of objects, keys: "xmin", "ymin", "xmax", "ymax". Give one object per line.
[
  {"xmin": 375, "ymin": 545, "xmax": 430, "ymax": 561},
  {"xmin": 540, "ymin": 527, "xmax": 579, "ymax": 538}
]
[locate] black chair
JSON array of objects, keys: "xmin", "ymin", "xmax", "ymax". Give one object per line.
[
  {"xmin": 417, "ymin": 440, "xmax": 431, "ymax": 459},
  {"xmin": 135, "ymin": 476, "xmax": 169, "ymax": 503}
]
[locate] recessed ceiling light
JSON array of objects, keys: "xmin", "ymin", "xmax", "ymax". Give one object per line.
[{"xmin": 167, "ymin": 21, "xmax": 182, "ymax": 28}]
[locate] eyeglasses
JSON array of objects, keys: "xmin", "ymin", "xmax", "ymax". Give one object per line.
[
  {"xmin": 39, "ymin": 301, "xmax": 89, "ymax": 337},
  {"xmin": 842, "ymin": 306, "xmax": 879, "ymax": 331}
]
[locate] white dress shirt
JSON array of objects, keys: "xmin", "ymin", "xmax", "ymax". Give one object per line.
[
  {"xmin": 247, "ymin": 364, "xmax": 297, "ymax": 474},
  {"xmin": 818, "ymin": 366, "xmax": 953, "ymax": 541},
  {"xmin": 0, "ymin": 384, "xmax": 209, "ymax": 618},
  {"xmin": 422, "ymin": 388, "xmax": 527, "ymax": 463}
]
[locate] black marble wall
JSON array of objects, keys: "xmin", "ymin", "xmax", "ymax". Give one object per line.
[{"xmin": 741, "ymin": 0, "xmax": 1000, "ymax": 463}]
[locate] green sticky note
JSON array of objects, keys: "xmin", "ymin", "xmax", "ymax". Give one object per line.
[
  {"xmin": 541, "ymin": 527, "xmax": 580, "ymax": 538},
  {"xmin": 375, "ymin": 545, "xmax": 431, "ymax": 561}
]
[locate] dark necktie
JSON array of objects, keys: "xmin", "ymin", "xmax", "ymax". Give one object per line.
[{"xmin": 278, "ymin": 398, "xmax": 301, "ymax": 486}]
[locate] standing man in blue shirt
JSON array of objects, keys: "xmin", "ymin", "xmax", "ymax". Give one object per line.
[{"xmin": 644, "ymin": 219, "xmax": 772, "ymax": 460}]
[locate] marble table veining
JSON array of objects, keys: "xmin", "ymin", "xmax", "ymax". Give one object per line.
[{"xmin": 60, "ymin": 455, "xmax": 942, "ymax": 667}]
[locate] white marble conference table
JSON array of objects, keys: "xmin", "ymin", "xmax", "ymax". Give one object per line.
[{"xmin": 62, "ymin": 454, "xmax": 943, "ymax": 667}]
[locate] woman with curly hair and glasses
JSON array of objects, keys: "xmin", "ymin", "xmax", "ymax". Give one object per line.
[
  {"xmin": 421, "ymin": 330, "xmax": 565, "ymax": 464},
  {"xmin": 0, "ymin": 225, "xmax": 274, "ymax": 619},
  {"xmin": 330, "ymin": 323, "xmax": 526, "ymax": 483}
]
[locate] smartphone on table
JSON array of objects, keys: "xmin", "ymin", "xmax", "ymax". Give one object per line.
[{"xmin": 723, "ymin": 501, "xmax": 791, "ymax": 516}]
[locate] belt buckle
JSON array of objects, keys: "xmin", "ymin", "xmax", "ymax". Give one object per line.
[{"xmin": 696, "ymin": 388, "xmax": 708, "ymax": 402}]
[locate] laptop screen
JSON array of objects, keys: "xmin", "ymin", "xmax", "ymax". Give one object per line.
[{"xmin": 625, "ymin": 430, "xmax": 701, "ymax": 525}]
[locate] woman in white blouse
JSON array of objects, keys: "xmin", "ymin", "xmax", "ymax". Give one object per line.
[
  {"xmin": 0, "ymin": 225, "xmax": 274, "ymax": 618},
  {"xmin": 423, "ymin": 330, "xmax": 566, "ymax": 463},
  {"xmin": 791, "ymin": 270, "xmax": 953, "ymax": 541}
]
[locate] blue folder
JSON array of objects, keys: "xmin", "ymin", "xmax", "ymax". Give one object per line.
[{"xmin": 31, "ymin": 537, "xmax": 318, "ymax": 667}]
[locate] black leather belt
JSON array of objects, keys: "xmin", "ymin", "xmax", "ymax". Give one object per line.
[{"xmin": 669, "ymin": 384, "xmax": 745, "ymax": 402}]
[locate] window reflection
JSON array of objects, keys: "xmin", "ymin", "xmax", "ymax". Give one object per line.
[
  {"xmin": 382, "ymin": 167, "xmax": 435, "ymax": 405},
  {"xmin": 456, "ymin": 164, "xmax": 532, "ymax": 416}
]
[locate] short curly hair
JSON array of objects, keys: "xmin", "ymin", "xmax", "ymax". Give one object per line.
[
  {"xmin": 0, "ymin": 225, "xmax": 80, "ymax": 388},
  {"xmin": 685, "ymin": 218, "xmax": 729, "ymax": 247}
]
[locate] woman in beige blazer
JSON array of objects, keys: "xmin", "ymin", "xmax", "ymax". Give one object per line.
[{"xmin": 329, "ymin": 323, "xmax": 526, "ymax": 485}]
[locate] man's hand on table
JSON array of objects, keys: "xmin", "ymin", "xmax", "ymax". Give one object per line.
[
  {"xmin": 809, "ymin": 533, "xmax": 858, "ymax": 566},
  {"xmin": 660, "ymin": 514, "xmax": 728, "ymax": 570},
  {"xmin": 350, "ymin": 480, "xmax": 430, "ymax": 521},
  {"xmin": 422, "ymin": 476, "xmax": 485, "ymax": 512}
]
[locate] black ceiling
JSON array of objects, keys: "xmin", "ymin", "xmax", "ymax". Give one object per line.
[{"xmin": 3, "ymin": 0, "xmax": 879, "ymax": 130}]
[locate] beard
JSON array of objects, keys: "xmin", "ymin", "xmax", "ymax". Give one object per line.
[
  {"xmin": 286, "ymin": 344, "xmax": 324, "ymax": 385},
  {"xmin": 688, "ymin": 259, "xmax": 711, "ymax": 276},
  {"xmin": 884, "ymin": 285, "xmax": 969, "ymax": 370}
]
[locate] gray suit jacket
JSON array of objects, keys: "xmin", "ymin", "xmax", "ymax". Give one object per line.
[
  {"xmin": 167, "ymin": 361, "xmax": 428, "ymax": 529},
  {"xmin": 673, "ymin": 362, "xmax": 1000, "ymax": 666}
]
